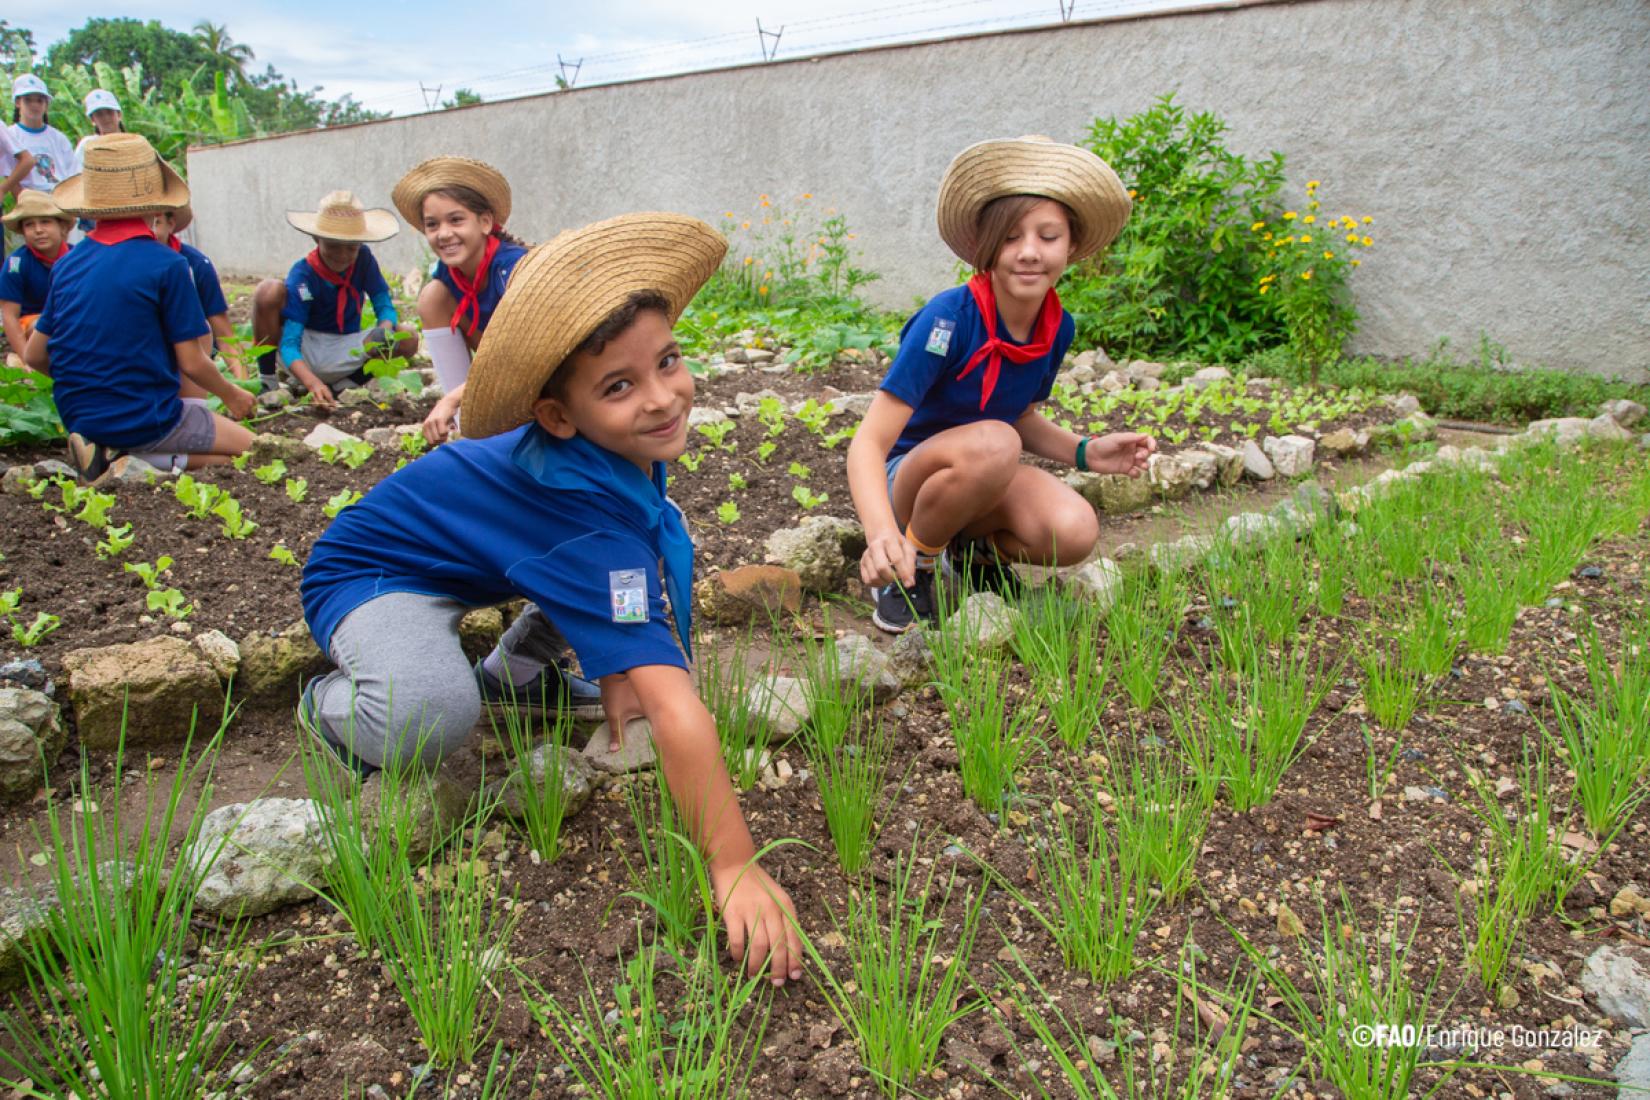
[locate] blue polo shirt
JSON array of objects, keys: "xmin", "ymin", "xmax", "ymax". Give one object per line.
[
  {"xmin": 0, "ymin": 245, "xmax": 65, "ymax": 315},
  {"xmin": 302, "ymin": 425, "xmax": 692, "ymax": 680},
  {"xmin": 879, "ymin": 283, "xmax": 1076, "ymax": 459},
  {"xmin": 431, "ymin": 239, "xmax": 527, "ymax": 336},
  {"xmin": 34, "ymin": 237, "xmax": 208, "ymax": 449},
  {"xmin": 177, "ymin": 242, "xmax": 229, "ymax": 318},
  {"xmin": 281, "ymin": 245, "xmax": 389, "ymax": 335}
]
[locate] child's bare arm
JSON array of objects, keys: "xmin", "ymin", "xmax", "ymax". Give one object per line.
[
  {"xmin": 23, "ymin": 327, "xmax": 49, "ymax": 374},
  {"xmin": 846, "ymin": 392, "xmax": 918, "ymax": 587},
  {"xmin": 2, "ymin": 151, "xmax": 34, "ymax": 198},
  {"xmin": 175, "ymin": 339, "xmax": 255, "ymax": 419},
  {"xmin": 1013, "ymin": 403, "xmax": 1085, "ymax": 463},
  {"xmin": 625, "ymin": 662, "xmax": 803, "ymax": 986},
  {"xmin": 1, "ymin": 303, "xmax": 25, "ymax": 364},
  {"xmin": 1014, "ymin": 406, "xmax": 1156, "ymax": 475}
]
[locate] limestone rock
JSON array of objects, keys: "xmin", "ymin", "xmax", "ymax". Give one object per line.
[
  {"xmin": 1386, "ymin": 393, "xmax": 1422, "ymax": 416},
  {"xmin": 763, "ymin": 516, "xmax": 866, "ymax": 592},
  {"xmin": 1146, "ymin": 453, "xmax": 1199, "ymax": 499},
  {"xmin": 1194, "ymin": 442, "xmax": 1244, "ymax": 486},
  {"xmin": 1601, "ymin": 398, "xmax": 1646, "ymax": 429},
  {"xmin": 1587, "ymin": 414, "xmax": 1634, "ymax": 443},
  {"xmin": 830, "ymin": 392, "xmax": 876, "ymax": 417},
  {"xmin": 1060, "ymin": 558, "xmax": 1123, "ymax": 611},
  {"xmin": 0, "ymin": 659, "xmax": 50, "ymax": 694},
  {"xmin": 1225, "ymin": 511, "xmax": 1284, "ymax": 548},
  {"xmin": 580, "ymin": 717, "xmax": 657, "ymax": 774},
  {"xmin": 733, "ymin": 388, "xmax": 782, "ymax": 413},
  {"xmin": 1396, "ymin": 412, "xmax": 1437, "ymax": 442},
  {"xmin": 0, "ymin": 886, "xmax": 54, "ymax": 991},
  {"xmin": 62, "ymin": 637, "xmax": 223, "ymax": 749},
  {"xmin": 886, "ymin": 629, "xmax": 935, "ymax": 688},
  {"xmin": 945, "ymin": 593, "xmax": 1021, "ymax": 651},
  {"xmin": 1, "ymin": 465, "xmax": 38, "ymax": 495},
  {"xmin": 108, "ymin": 456, "xmax": 160, "ymax": 484},
  {"xmin": 1319, "ymin": 427, "xmax": 1370, "ymax": 457},
  {"xmin": 1273, "ymin": 482, "xmax": 1338, "ymax": 533},
  {"xmin": 256, "ymin": 388, "xmax": 293, "ymax": 409},
  {"xmin": 495, "ymin": 743, "xmax": 600, "ymax": 823},
  {"xmin": 1276, "ymin": 902, "xmax": 1306, "ymax": 937},
  {"xmin": 192, "ymin": 629, "xmax": 241, "ymax": 681},
  {"xmin": 1581, "ymin": 945, "xmax": 1650, "ymax": 1029},
  {"xmin": 745, "ymin": 676, "xmax": 811, "ymax": 739},
  {"xmin": 1066, "ymin": 471, "xmax": 1152, "ymax": 514},
  {"xmin": 237, "ymin": 621, "xmax": 325, "ymax": 702},
  {"xmin": 193, "ymin": 798, "xmax": 332, "ymax": 917},
  {"xmin": 1240, "ymin": 439, "xmax": 1275, "ymax": 480},
  {"xmin": 301, "ymin": 423, "xmax": 361, "ymax": 451},
  {"xmin": 1185, "ymin": 365, "xmax": 1232, "ymax": 391},
  {"xmin": 362, "ymin": 425, "xmax": 419, "ymax": 447},
  {"xmin": 1262, "ymin": 435, "xmax": 1316, "ymax": 478},
  {"xmin": 246, "ymin": 432, "xmax": 308, "ymax": 466},
  {"xmin": 1098, "ymin": 369, "xmax": 1129, "ymax": 393},
  {"xmin": 1526, "ymin": 417, "xmax": 1590, "ymax": 447},
  {"xmin": 0, "ymin": 687, "xmax": 63, "ymax": 803},
  {"xmin": 1125, "ymin": 359, "xmax": 1165, "ymax": 380},
  {"xmin": 1617, "ymin": 1034, "xmax": 1650, "ymax": 1098},
  {"xmin": 688, "ymin": 407, "xmax": 730, "ymax": 429},
  {"xmin": 832, "ymin": 633, "xmax": 901, "ymax": 702},
  {"xmin": 1150, "ymin": 534, "xmax": 1213, "ymax": 574},
  {"xmin": 696, "ymin": 565, "xmax": 804, "ymax": 626}
]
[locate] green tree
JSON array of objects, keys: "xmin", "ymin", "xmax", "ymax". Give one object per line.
[
  {"xmin": 45, "ymin": 18, "xmax": 216, "ymax": 94},
  {"xmin": 442, "ymin": 87, "xmax": 482, "ymax": 109},
  {"xmin": 0, "ymin": 21, "xmax": 35, "ymax": 70},
  {"xmin": 191, "ymin": 21, "xmax": 254, "ymax": 86}
]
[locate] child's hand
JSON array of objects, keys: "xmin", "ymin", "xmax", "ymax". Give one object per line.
[
  {"xmin": 308, "ymin": 380, "xmax": 337, "ymax": 409},
  {"xmin": 223, "ymin": 385, "xmax": 256, "ymax": 420},
  {"xmin": 860, "ymin": 532, "xmax": 916, "ymax": 588},
  {"xmin": 1086, "ymin": 432, "xmax": 1156, "ymax": 477},
  {"xmin": 422, "ymin": 391, "xmax": 462, "ymax": 445},
  {"xmin": 712, "ymin": 861, "xmax": 803, "ymax": 987}
]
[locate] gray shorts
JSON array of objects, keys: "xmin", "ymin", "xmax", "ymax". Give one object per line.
[
  {"xmin": 297, "ymin": 325, "xmax": 388, "ymax": 385},
  {"xmin": 885, "ymin": 451, "xmax": 911, "ymax": 515},
  {"xmin": 131, "ymin": 400, "xmax": 216, "ymax": 454}
]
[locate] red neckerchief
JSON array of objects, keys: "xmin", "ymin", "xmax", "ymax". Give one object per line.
[
  {"xmin": 956, "ymin": 271, "xmax": 1063, "ymax": 410},
  {"xmin": 164, "ymin": 235, "xmax": 182, "ymax": 252},
  {"xmin": 306, "ymin": 249, "xmax": 360, "ymax": 331},
  {"xmin": 26, "ymin": 241, "xmax": 70, "ymax": 266},
  {"xmin": 87, "ymin": 218, "xmax": 157, "ymax": 245},
  {"xmin": 448, "ymin": 233, "xmax": 501, "ymax": 335}
]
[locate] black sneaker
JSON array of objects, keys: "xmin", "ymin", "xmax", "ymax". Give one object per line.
[
  {"xmin": 66, "ymin": 432, "xmax": 120, "ymax": 486},
  {"xmin": 947, "ymin": 535, "xmax": 1021, "ymax": 596},
  {"xmin": 872, "ymin": 569, "xmax": 937, "ymax": 634},
  {"xmin": 475, "ymin": 659, "xmax": 602, "ymax": 712},
  {"xmin": 297, "ymin": 678, "xmax": 378, "ymax": 779}
]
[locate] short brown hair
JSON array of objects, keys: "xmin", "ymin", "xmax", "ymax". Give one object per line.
[
  {"xmin": 971, "ymin": 194, "xmax": 1082, "ymax": 271},
  {"xmin": 539, "ymin": 290, "xmax": 672, "ymax": 400}
]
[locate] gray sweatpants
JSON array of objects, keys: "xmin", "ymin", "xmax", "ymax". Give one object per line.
[{"xmin": 311, "ymin": 591, "xmax": 567, "ymax": 770}]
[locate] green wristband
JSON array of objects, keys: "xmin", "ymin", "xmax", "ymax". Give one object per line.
[{"xmin": 1076, "ymin": 436, "xmax": 1091, "ymax": 472}]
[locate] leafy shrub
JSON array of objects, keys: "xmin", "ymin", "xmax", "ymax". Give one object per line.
[{"xmin": 0, "ymin": 363, "xmax": 63, "ymax": 447}]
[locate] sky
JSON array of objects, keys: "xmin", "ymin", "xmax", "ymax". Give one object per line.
[{"xmin": 12, "ymin": 0, "xmax": 1184, "ymax": 115}]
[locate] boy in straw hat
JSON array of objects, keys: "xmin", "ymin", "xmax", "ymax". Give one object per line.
[
  {"xmin": 251, "ymin": 190, "xmax": 418, "ymax": 405},
  {"xmin": 846, "ymin": 135, "xmax": 1157, "ymax": 633},
  {"xmin": 1, "ymin": 189, "xmax": 73, "ymax": 369},
  {"xmin": 152, "ymin": 204, "xmax": 248, "ymax": 380},
  {"xmin": 300, "ymin": 212, "xmax": 803, "ymax": 986},
  {"xmin": 26, "ymin": 133, "xmax": 254, "ymax": 482}
]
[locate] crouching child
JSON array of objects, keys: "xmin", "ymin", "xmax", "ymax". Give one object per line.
[{"xmin": 298, "ymin": 212, "xmax": 804, "ymax": 984}]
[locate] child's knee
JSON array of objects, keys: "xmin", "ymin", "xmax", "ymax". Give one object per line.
[
  {"xmin": 417, "ymin": 279, "xmax": 454, "ymax": 327},
  {"xmin": 958, "ymin": 420, "xmax": 1022, "ymax": 473},
  {"xmin": 253, "ymin": 279, "xmax": 286, "ymax": 311},
  {"xmin": 385, "ymin": 681, "xmax": 481, "ymax": 769},
  {"xmin": 1050, "ymin": 500, "xmax": 1100, "ymax": 564}
]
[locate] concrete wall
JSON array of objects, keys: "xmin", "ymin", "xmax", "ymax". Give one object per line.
[{"xmin": 187, "ymin": 0, "xmax": 1650, "ymax": 379}]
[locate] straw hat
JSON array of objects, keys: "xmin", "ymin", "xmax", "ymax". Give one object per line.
[
  {"xmin": 391, "ymin": 156, "xmax": 512, "ymax": 229},
  {"xmin": 1, "ymin": 189, "xmax": 74, "ymax": 230},
  {"xmin": 462, "ymin": 212, "xmax": 726, "ymax": 440},
  {"xmin": 51, "ymin": 133, "xmax": 189, "ymax": 218},
  {"xmin": 168, "ymin": 203, "xmax": 194, "ymax": 235},
  {"xmin": 285, "ymin": 191, "xmax": 399, "ymax": 243},
  {"xmin": 936, "ymin": 135, "xmax": 1131, "ymax": 265}
]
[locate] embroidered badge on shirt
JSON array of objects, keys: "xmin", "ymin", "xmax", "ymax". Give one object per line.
[
  {"xmin": 609, "ymin": 569, "xmax": 649, "ymax": 624},
  {"xmin": 297, "ymin": 283, "xmax": 313, "ymax": 302},
  {"xmin": 924, "ymin": 318, "xmax": 955, "ymax": 356},
  {"xmin": 6, "ymin": 256, "xmax": 18, "ymax": 274}
]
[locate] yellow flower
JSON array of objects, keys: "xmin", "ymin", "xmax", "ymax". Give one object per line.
[
  {"xmin": 1263, "ymin": 232, "xmax": 1274, "ymax": 241},
  {"xmin": 724, "ymin": 211, "xmax": 734, "ymax": 218},
  {"xmin": 1346, "ymin": 232, "xmax": 1358, "ymax": 243},
  {"xmin": 1308, "ymin": 200, "xmax": 1320, "ymax": 210},
  {"xmin": 1259, "ymin": 273, "xmax": 1276, "ymax": 283},
  {"xmin": 1307, "ymin": 179, "xmax": 1321, "ymax": 189},
  {"xmin": 1362, "ymin": 235, "xmax": 1373, "ymax": 247},
  {"xmin": 1299, "ymin": 234, "xmax": 1312, "ymax": 243},
  {"xmin": 1351, "ymin": 259, "xmax": 1361, "ymax": 267},
  {"xmin": 1251, "ymin": 221, "xmax": 1266, "ymax": 232},
  {"xmin": 1301, "ymin": 270, "xmax": 1314, "ymax": 280},
  {"xmin": 1362, "ymin": 216, "xmax": 1373, "ymax": 224},
  {"xmin": 1303, "ymin": 214, "xmax": 1316, "ymax": 224},
  {"xmin": 801, "ymin": 192, "xmax": 813, "ymax": 199},
  {"xmin": 1283, "ymin": 211, "xmax": 1297, "ymax": 220},
  {"xmin": 1323, "ymin": 250, "xmax": 1334, "ymax": 260},
  {"xmin": 758, "ymin": 285, "xmax": 769, "ymax": 296},
  {"xmin": 1128, "ymin": 189, "xmax": 1138, "ymax": 198},
  {"xmin": 743, "ymin": 256, "xmax": 754, "ymax": 266},
  {"xmin": 1259, "ymin": 285, "xmax": 1271, "ymax": 295},
  {"xmin": 759, "ymin": 193, "xmax": 770, "ymax": 201},
  {"xmin": 763, "ymin": 269, "xmax": 772, "ymax": 280},
  {"xmin": 741, "ymin": 221, "xmax": 750, "ymax": 229}
]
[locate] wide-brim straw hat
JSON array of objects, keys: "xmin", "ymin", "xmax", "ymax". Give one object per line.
[
  {"xmin": 169, "ymin": 203, "xmax": 194, "ymax": 235},
  {"xmin": 285, "ymin": 190, "xmax": 399, "ymax": 243},
  {"xmin": 936, "ymin": 135, "xmax": 1132, "ymax": 265},
  {"xmin": 1, "ymin": 188, "xmax": 74, "ymax": 230},
  {"xmin": 52, "ymin": 133, "xmax": 189, "ymax": 218},
  {"xmin": 392, "ymin": 156, "xmax": 512, "ymax": 229},
  {"xmin": 462, "ymin": 212, "xmax": 726, "ymax": 440}
]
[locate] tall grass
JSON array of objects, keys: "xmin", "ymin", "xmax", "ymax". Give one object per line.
[
  {"xmin": 1103, "ymin": 731, "xmax": 1213, "ymax": 902},
  {"xmin": 941, "ymin": 653, "xmax": 1044, "ymax": 814},
  {"xmin": 1108, "ymin": 570, "xmax": 1181, "ymax": 711},
  {"xmin": 490, "ymin": 691, "xmax": 577, "ymax": 861},
  {"xmin": 1549, "ymin": 619, "xmax": 1650, "ymax": 838},
  {"xmin": 1012, "ymin": 579, "xmax": 1113, "ymax": 750},
  {"xmin": 0, "ymin": 718, "xmax": 262, "ymax": 1098},
  {"xmin": 806, "ymin": 713, "xmax": 896, "ymax": 874}
]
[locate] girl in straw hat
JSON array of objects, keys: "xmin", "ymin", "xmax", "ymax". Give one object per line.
[
  {"xmin": 391, "ymin": 156, "xmax": 529, "ymax": 444},
  {"xmin": 8, "ymin": 74, "xmax": 79, "ymax": 194},
  {"xmin": 846, "ymin": 135, "xmax": 1156, "ymax": 633},
  {"xmin": 0, "ymin": 190, "xmax": 73, "ymax": 369},
  {"xmin": 250, "ymin": 190, "xmax": 419, "ymax": 406},
  {"xmin": 26, "ymin": 133, "xmax": 255, "ymax": 483},
  {"xmin": 152, "ymin": 204, "xmax": 248, "ymax": 380},
  {"xmin": 300, "ymin": 212, "xmax": 803, "ymax": 987}
]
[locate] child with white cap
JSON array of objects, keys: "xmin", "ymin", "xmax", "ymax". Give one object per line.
[
  {"xmin": 75, "ymin": 89, "xmax": 125, "ymax": 159},
  {"xmin": 8, "ymin": 75, "xmax": 78, "ymax": 193}
]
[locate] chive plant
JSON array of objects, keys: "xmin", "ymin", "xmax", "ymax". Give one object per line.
[
  {"xmin": 1548, "ymin": 620, "xmax": 1650, "ymax": 838},
  {"xmin": 1359, "ymin": 641, "xmax": 1424, "ymax": 733},
  {"xmin": 698, "ymin": 629, "xmax": 772, "ymax": 790},
  {"xmin": 1108, "ymin": 571, "xmax": 1181, "ymax": 711},
  {"xmin": 1011, "ymin": 579, "xmax": 1112, "ymax": 750},
  {"xmin": 621, "ymin": 774, "xmax": 707, "ymax": 949},
  {"xmin": 942, "ymin": 653, "xmax": 1043, "ymax": 814},
  {"xmin": 0, "ymin": 721, "xmax": 261, "ymax": 1100},
  {"xmin": 490, "ymin": 688, "xmax": 577, "ymax": 861},
  {"xmin": 808, "ymin": 851, "xmax": 984, "ymax": 1097},
  {"xmin": 1104, "ymin": 731, "xmax": 1214, "ymax": 902},
  {"xmin": 806, "ymin": 713, "xmax": 895, "ymax": 875}
]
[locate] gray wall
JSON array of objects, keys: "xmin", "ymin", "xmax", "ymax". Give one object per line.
[{"xmin": 187, "ymin": 0, "xmax": 1650, "ymax": 379}]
